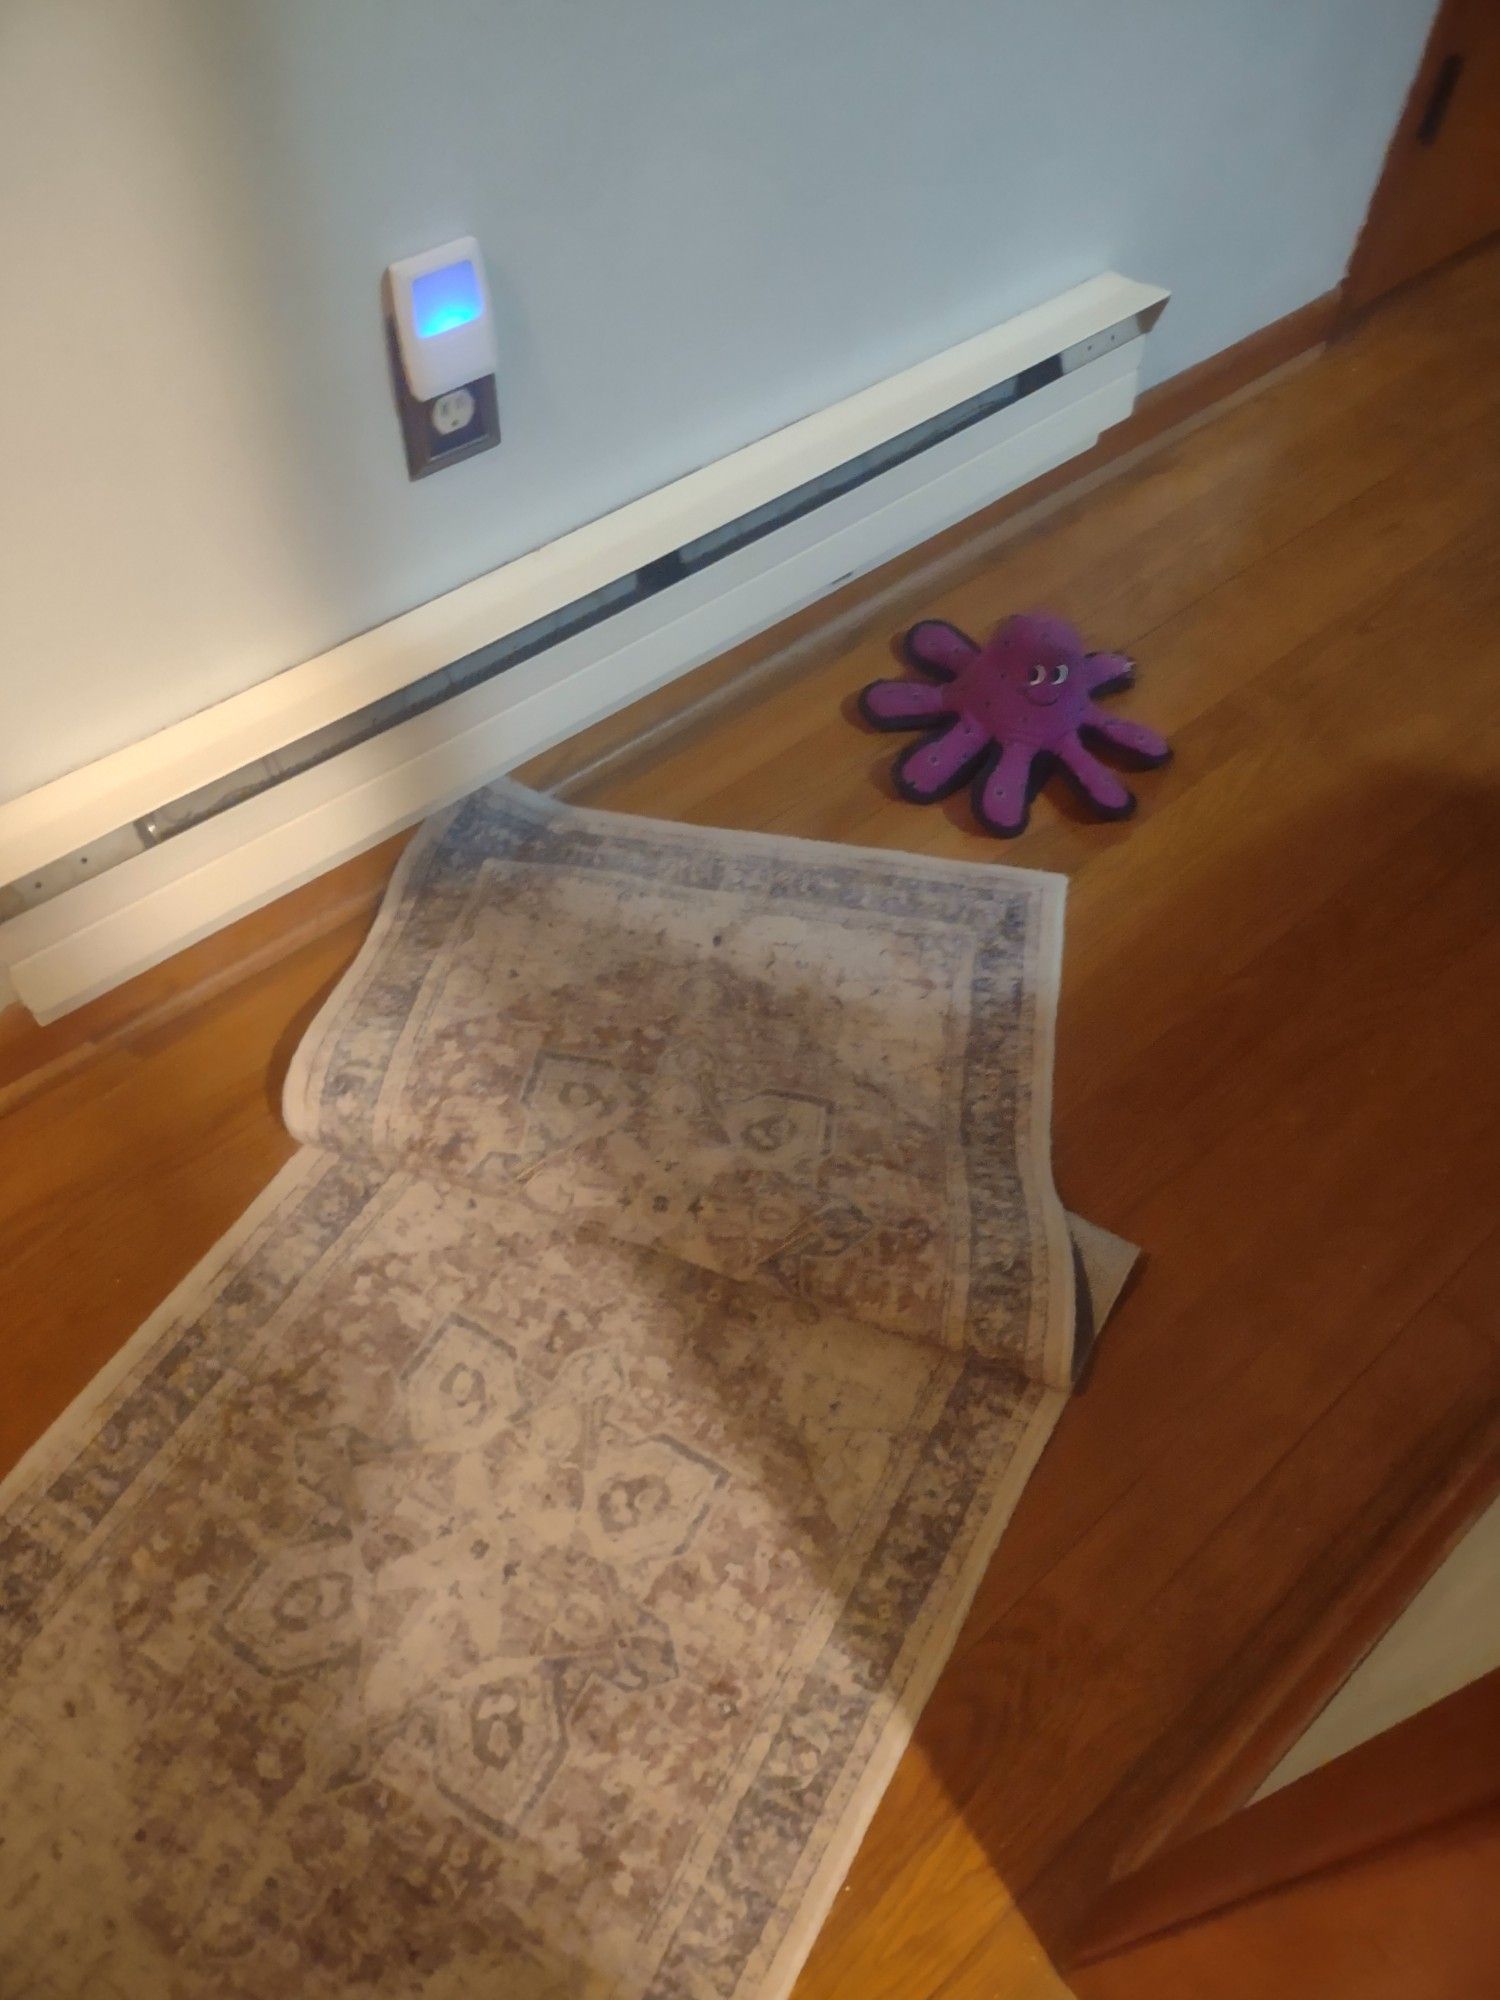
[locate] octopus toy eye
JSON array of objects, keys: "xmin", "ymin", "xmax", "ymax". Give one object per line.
[
  {"xmin": 1027, "ymin": 664, "xmax": 1047, "ymax": 686},
  {"xmin": 1052, "ymin": 663, "xmax": 1070, "ymax": 685}
]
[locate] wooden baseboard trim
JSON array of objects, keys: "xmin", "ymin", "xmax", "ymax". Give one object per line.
[
  {"xmin": 1134, "ymin": 1413, "xmax": 1500, "ymax": 1861},
  {"xmin": 0, "ymin": 285, "xmax": 1339, "ymax": 1097},
  {"xmin": 1015, "ymin": 1393, "xmax": 1500, "ymax": 1957},
  {"xmin": 1057, "ymin": 1216, "xmax": 1500, "ymax": 1963},
  {"xmin": 1071, "ymin": 1666, "xmax": 1500, "ymax": 1968}
]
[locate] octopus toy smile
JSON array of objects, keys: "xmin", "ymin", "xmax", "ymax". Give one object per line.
[{"xmin": 859, "ymin": 611, "xmax": 1171, "ymax": 837}]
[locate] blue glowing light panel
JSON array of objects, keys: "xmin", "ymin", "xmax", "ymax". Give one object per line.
[{"xmin": 411, "ymin": 259, "xmax": 483, "ymax": 339}]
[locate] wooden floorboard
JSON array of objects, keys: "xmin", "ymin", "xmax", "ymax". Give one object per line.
[{"xmin": 4, "ymin": 243, "xmax": 1500, "ymax": 1996}]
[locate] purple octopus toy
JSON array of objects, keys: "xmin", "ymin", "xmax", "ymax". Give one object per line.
[{"xmin": 859, "ymin": 611, "xmax": 1171, "ymax": 837}]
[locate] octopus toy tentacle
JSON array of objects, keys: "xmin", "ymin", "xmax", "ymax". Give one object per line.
[
  {"xmin": 893, "ymin": 714, "xmax": 990, "ymax": 800},
  {"xmin": 1083, "ymin": 709, "xmax": 1172, "ymax": 765},
  {"xmin": 859, "ymin": 679, "xmax": 952, "ymax": 729},
  {"xmin": 1081, "ymin": 651, "xmax": 1136, "ymax": 694},
  {"xmin": 973, "ymin": 740, "xmax": 1039, "ymax": 835},
  {"xmin": 902, "ymin": 620, "xmax": 980, "ymax": 680},
  {"xmin": 1054, "ymin": 736, "xmax": 1135, "ymax": 816}
]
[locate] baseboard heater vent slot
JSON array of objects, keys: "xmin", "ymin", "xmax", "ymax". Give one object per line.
[
  {"xmin": 0, "ymin": 271, "xmax": 1166, "ymax": 1015},
  {"xmin": 2, "ymin": 333, "xmax": 1133, "ymax": 912}
]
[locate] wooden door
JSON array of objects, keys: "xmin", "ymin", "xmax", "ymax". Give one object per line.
[{"xmin": 1345, "ymin": 0, "xmax": 1500, "ymax": 314}]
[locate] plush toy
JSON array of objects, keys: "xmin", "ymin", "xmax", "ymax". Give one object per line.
[{"xmin": 858, "ymin": 611, "xmax": 1171, "ymax": 837}]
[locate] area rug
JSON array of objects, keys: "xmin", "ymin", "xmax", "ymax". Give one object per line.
[{"xmin": 0, "ymin": 781, "xmax": 1134, "ymax": 2000}]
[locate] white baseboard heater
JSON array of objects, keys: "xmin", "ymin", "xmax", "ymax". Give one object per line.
[{"xmin": 0, "ymin": 271, "xmax": 1166, "ymax": 1020}]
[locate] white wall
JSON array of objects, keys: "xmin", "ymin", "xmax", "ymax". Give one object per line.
[{"xmin": 0, "ymin": 0, "xmax": 1435, "ymax": 805}]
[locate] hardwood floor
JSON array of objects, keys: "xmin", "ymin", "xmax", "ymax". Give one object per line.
[{"xmin": 5, "ymin": 242, "xmax": 1500, "ymax": 1996}]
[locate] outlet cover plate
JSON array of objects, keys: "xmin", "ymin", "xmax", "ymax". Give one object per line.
[{"xmin": 384, "ymin": 316, "xmax": 501, "ymax": 479}]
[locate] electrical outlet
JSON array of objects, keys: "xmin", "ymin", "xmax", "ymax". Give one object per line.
[
  {"xmin": 433, "ymin": 388, "xmax": 476, "ymax": 436},
  {"xmin": 383, "ymin": 321, "xmax": 501, "ymax": 479}
]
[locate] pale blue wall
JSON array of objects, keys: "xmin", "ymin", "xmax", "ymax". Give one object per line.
[{"xmin": 0, "ymin": 0, "xmax": 1436, "ymax": 798}]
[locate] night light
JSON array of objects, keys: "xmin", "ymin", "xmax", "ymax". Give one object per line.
[
  {"xmin": 385, "ymin": 235, "xmax": 498, "ymax": 406},
  {"xmin": 411, "ymin": 259, "xmax": 484, "ymax": 339}
]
